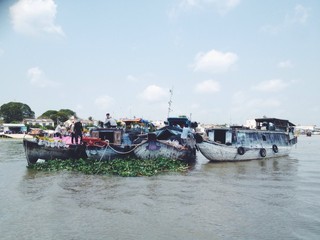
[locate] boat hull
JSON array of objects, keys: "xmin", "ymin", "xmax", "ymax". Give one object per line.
[
  {"xmin": 134, "ymin": 140, "xmax": 196, "ymax": 163},
  {"xmin": 197, "ymin": 140, "xmax": 293, "ymax": 162},
  {"xmin": 85, "ymin": 145, "xmax": 135, "ymax": 161},
  {"xmin": 23, "ymin": 138, "xmax": 87, "ymax": 165}
]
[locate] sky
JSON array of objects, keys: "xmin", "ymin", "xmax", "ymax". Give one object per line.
[{"xmin": 0, "ymin": 0, "xmax": 319, "ymax": 126}]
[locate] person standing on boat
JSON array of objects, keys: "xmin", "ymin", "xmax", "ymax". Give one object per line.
[
  {"xmin": 54, "ymin": 124, "xmax": 63, "ymax": 138},
  {"xmin": 181, "ymin": 124, "xmax": 193, "ymax": 145},
  {"xmin": 69, "ymin": 120, "xmax": 75, "ymax": 144},
  {"xmin": 74, "ymin": 119, "xmax": 83, "ymax": 144},
  {"xmin": 104, "ymin": 113, "xmax": 117, "ymax": 128}
]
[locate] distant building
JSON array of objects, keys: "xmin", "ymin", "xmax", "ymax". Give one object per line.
[
  {"xmin": 64, "ymin": 117, "xmax": 98, "ymax": 128},
  {"xmin": 295, "ymin": 125, "xmax": 316, "ymax": 135},
  {"xmin": 23, "ymin": 118, "xmax": 55, "ymax": 128},
  {"xmin": 81, "ymin": 119, "xmax": 96, "ymax": 127},
  {"xmin": 1, "ymin": 123, "xmax": 27, "ymax": 134}
]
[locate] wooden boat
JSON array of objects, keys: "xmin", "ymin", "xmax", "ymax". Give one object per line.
[
  {"xmin": 132, "ymin": 117, "xmax": 198, "ymax": 163},
  {"xmin": 23, "ymin": 124, "xmax": 146, "ymax": 164},
  {"xmin": 133, "ymin": 133, "xmax": 196, "ymax": 163},
  {"xmin": 23, "ymin": 128, "xmax": 134, "ymax": 165},
  {"xmin": 23, "ymin": 137, "xmax": 87, "ymax": 165},
  {"xmin": 82, "ymin": 128, "xmax": 136, "ymax": 161},
  {"xmin": 23, "ymin": 116, "xmax": 198, "ymax": 164},
  {"xmin": 196, "ymin": 118, "xmax": 298, "ymax": 162}
]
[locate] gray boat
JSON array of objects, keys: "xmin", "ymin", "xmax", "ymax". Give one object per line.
[{"xmin": 196, "ymin": 118, "xmax": 298, "ymax": 162}]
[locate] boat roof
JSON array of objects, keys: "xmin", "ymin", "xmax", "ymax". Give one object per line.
[
  {"xmin": 255, "ymin": 118, "xmax": 295, "ymax": 127},
  {"xmin": 167, "ymin": 117, "xmax": 190, "ymax": 127},
  {"xmin": 3, "ymin": 123, "xmax": 26, "ymax": 127},
  {"xmin": 121, "ymin": 118, "xmax": 149, "ymax": 124}
]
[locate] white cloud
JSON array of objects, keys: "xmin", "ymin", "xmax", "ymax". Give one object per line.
[
  {"xmin": 261, "ymin": 4, "xmax": 309, "ymax": 34},
  {"xmin": 195, "ymin": 80, "xmax": 220, "ymax": 93},
  {"xmin": 139, "ymin": 85, "xmax": 169, "ymax": 102},
  {"xmin": 27, "ymin": 66, "xmax": 59, "ymax": 87},
  {"xmin": 10, "ymin": 0, "xmax": 64, "ymax": 36},
  {"xmin": 260, "ymin": 24, "xmax": 282, "ymax": 35},
  {"xmin": 277, "ymin": 60, "xmax": 293, "ymax": 69},
  {"xmin": 252, "ymin": 79, "xmax": 288, "ymax": 92},
  {"xmin": 168, "ymin": 0, "xmax": 240, "ymax": 18},
  {"xmin": 287, "ymin": 4, "xmax": 309, "ymax": 24},
  {"xmin": 192, "ymin": 49, "xmax": 238, "ymax": 74},
  {"xmin": 94, "ymin": 95, "xmax": 115, "ymax": 110}
]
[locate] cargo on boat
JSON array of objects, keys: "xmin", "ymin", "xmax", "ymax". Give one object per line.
[
  {"xmin": 132, "ymin": 116, "xmax": 197, "ymax": 163},
  {"xmin": 23, "ymin": 116, "xmax": 197, "ymax": 165}
]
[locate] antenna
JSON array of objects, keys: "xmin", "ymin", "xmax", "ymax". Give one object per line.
[{"xmin": 167, "ymin": 88, "xmax": 173, "ymax": 118}]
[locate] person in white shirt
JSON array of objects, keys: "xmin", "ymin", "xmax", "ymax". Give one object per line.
[
  {"xmin": 181, "ymin": 124, "xmax": 192, "ymax": 145},
  {"xmin": 69, "ymin": 120, "xmax": 75, "ymax": 144},
  {"xmin": 54, "ymin": 124, "xmax": 63, "ymax": 138},
  {"xmin": 104, "ymin": 113, "xmax": 117, "ymax": 128}
]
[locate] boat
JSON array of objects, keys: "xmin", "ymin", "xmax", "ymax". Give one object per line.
[
  {"xmin": 23, "ymin": 118, "xmax": 153, "ymax": 165},
  {"xmin": 306, "ymin": 131, "xmax": 312, "ymax": 137},
  {"xmin": 23, "ymin": 127, "xmax": 137, "ymax": 165},
  {"xmin": 132, "ymin": 116, "xmax": 198, "ymax": 163},
  {"xmin": 196, "ymin": 118, "xmax": 298, "ymax": 162},
  {"xmin": 23, "ymin": 137, "xmax": 87, "ymax": 165},
  {"xmin": 23, "ymin": 116, "xmax": 198, "ymax": 164},
  {"xmin": 82, "ymin": 128, "xmax": 137, "ymax": 161}
]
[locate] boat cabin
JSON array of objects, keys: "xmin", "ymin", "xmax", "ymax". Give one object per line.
[
  {"xmin": 166, "ymin": 116, "xmax": 197, "ymax": 128},
  {"xmin": 255, "ymin": 118, "xmax": 295, "ymax": 132},
  {"xmin": 166, "ymin": 117, "xmax": 190, "ymax": 128},
  {"xmin": 121, "ymin": 118, "xmax": 154, "ymax": 133},
  {"xmin": 91, "ymin": 129, "xmax": 122, "ymax": 145},
  {"xmin": 206, "ymin": 127, "xmax": 293, "ymax": 147},
  {"xmin": 206, "ymin": 128, "xmax": 235, "ymax": 145},
  {"xmin": 205, "ymin": 118, "xmax": 296, "ymax": 146}
]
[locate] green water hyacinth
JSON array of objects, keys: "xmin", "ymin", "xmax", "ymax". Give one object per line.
[{"xmin": 27, "ymin": 158, "xmax": 189, "ymax": 177}]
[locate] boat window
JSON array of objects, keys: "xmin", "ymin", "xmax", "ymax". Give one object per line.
[
  {"xmin": 267, "ymin": 133, "xmax": 274, "ymax": 143},
  {"xmin": 262, "ymin": 134, "xmax": 266, "ymax": 141},
  {"xmin": 279, "ymin": 133, "xmax": 288, "ymax": 145},
  {"xmin": 237, "ymin": 132, "xmax": 246, "ymax": 145},
  {"xmin": 225, "ymin": 131, "xmax": 232, "ymax": 145},
  {"xmin": 208, "ymin": 131, "xmax": 214, "ymax": 141},
  {"xmin": 271, "ymin": 133, "xmax": 287, "ymax": 145},
  {"xmin": 214, "ymin": 129, "xmax": 227, "ymax": 143},
  {"xmin": 248, "ymin": 132, "xmax": 260, "ymax": 143}
]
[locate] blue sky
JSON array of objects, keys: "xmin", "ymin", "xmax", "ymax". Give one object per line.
[{"xmin": 0, "ymin": 0, "xmax": 319, "ymax": 125}]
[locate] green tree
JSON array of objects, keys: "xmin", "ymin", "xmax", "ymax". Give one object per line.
[
  {"xmin": 40, "ymin": 110, "xmax": 58, "ymax": 123},
  {"xmin": 59, "ymin": 109, "xmax": 76, "ymax": 117},
  {"xmin": 40, "ymin": 109, "xmax": 76, "ymax": 124},
  {"xmin": 0, "ymin": 102, "xmax": 35, "ymax": 123}
]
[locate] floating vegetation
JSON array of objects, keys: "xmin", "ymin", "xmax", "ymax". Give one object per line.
[{"xmin": 27, "ymin": 158, "xmax": 189, "ymax": 177}]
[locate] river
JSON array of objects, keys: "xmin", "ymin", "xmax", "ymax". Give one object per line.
[{"xmin": 0, "ymin": 136, "xmax": 319, "ymax": 240}]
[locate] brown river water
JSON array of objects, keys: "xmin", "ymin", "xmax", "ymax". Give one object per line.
[{"xmin": 0, "ymin": 136, "xmax": 319, "ymax": 240}]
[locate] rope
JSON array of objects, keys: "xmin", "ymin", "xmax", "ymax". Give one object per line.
[
  {"xmin": 93, "ymin": 140, "xmax": 146, "ymax": 173},
  {"xmin": 99, "ymin": 145, "xmax": 109, "ymax": 161},
  {"xmin": 106, "ymin": 141, "xmax": 146, "ymax": 155}
]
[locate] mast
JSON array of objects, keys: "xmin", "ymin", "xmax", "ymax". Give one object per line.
[{"xmin": 167, "ymin": 88, "xmax": 173, "ymax": 118}]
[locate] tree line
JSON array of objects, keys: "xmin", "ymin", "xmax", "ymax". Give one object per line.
[{"xmin": 0, "ymin": 101, "xmax": 77, "ymax": 124}]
